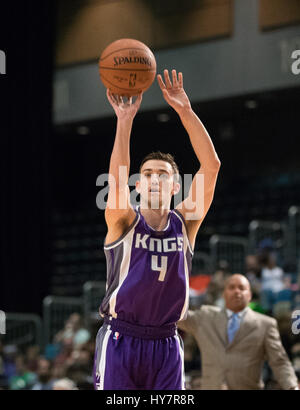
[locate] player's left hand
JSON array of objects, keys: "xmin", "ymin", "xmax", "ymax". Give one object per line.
[{"xmin": 157, "ymin": 70, "xmax": 191, "ymax": 115}]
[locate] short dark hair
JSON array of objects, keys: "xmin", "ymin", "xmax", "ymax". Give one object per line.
[{"xmin": 139, "ymin": 151, "xmax": 179, "ymax": 180}]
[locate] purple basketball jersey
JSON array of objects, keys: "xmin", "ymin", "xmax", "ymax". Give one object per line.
[{"xmin": 99, "ymin": 206, "xmax": 193, "ymax": 326}]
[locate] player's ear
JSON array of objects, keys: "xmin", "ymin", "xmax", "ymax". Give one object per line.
[{"xmin": 172, "ymin": 181, "xmax": 180, "ymax": 196}]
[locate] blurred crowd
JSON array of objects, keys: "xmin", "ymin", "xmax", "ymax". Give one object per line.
[
  {"xmin": 0, "ymin": 313, "xmax": 97, "ymax": 390},
  {"xmin": 1, "ymin": 242, "xmax": 300, "ymax": 390}
]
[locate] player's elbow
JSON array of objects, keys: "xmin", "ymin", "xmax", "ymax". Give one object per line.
[
  {"xmin": 212, "ymin": 158, "xmax": 221, "ymax": 170},
  {"xmin": 201, "ymin": 159, "xmax": 221, "ymax": 172}
]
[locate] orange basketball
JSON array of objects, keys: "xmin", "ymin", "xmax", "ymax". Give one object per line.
[{"xmin": 99, "ymin": 39, "xmax": 157, "ymax": 97}]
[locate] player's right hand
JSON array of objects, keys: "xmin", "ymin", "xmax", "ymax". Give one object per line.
[{"xmin": 106, "ymin": 90, "xmax": 143, "ymax": 120}]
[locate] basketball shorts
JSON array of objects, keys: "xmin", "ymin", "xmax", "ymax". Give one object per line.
[{"xmin": 93, "ymin": 317, "xmax": 185, "ymax": 390}]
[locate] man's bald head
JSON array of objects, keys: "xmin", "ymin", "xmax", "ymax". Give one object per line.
[
  {"xmin": 223, "ymin": 274, "xmax": 252, "ymax": 312},
  {"xmin": 224, "ymin": 274, "xmax": 251, "ymax": 291}
]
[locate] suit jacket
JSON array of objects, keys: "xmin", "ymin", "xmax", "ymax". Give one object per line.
[{"xmin": 178, "ymin": 305, "xmax": 298, "ymax": 390}]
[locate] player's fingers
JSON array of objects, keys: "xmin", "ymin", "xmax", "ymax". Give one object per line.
[
  {"xmin": 107, "ymin": 89, "xmax": 113, "ymax": 101},
  {"xmin": 164, "ymin": 69, "xmax": 173, "ymax": 88},
  {"xmin": 107, "ymin": 90, "xmax": 116, "ymax": 106},
  {"xmin": 135, "ymin": 91, "xmax": 143, "ymax": 105},
  {"xmin": 172, "ymin": 69, "xmax": 178, "ymax": 87},
  {"xmin": 118, "ymin": 95, "xmax": 123, "ymax": 105},
  {"xmin": 178, "ymin": 72, "xmax": 183, "ymax": 88},
  {"xmin": 157, "ymin": 74, "xmax": 166, "ymax": 89},
  {"xmin": 106, "ymin": 89, "xmax": 112, "ymax": 103},
  {"xmin": 110, "ymin": 92, "xmax": 118, "ymax": 105},
  {"xmin": 162, "ymin": 89, "xmax": 172, "ymax": 104}
]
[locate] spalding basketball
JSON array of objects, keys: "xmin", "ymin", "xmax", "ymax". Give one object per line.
[{"xmin": 99, "ymin": 39, "xmax": 157, "ymax": 97}]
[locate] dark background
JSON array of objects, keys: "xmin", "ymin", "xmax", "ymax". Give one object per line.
[
  {"xmin": 1, "ymin": 1, "xmax": 54, "ymax": 314},
  {"xmin": 1, "ymin": 1, "xmax": 300, "ymax": 315}
]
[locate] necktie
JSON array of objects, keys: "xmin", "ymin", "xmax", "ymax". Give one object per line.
[{"xmin": 227, "ymin": 313, "xmax": 240, "ymax": 343}]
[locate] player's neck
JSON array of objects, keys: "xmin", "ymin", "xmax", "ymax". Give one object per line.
[{"xmin": 139, "ymin": 207, "xmax": 170, "ymax": 231}]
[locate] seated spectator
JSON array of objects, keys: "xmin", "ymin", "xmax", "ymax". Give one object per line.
[
  {"xmin": 245, "ymin": 255, "xmax": 262, "ymax": 293},
  {"xmin": 65, "ymin": 346, "xmax": 92, "ymax": 369},
  {"xmin": 244, "ymin": 254, "xmax": 266, "ymax": 312},
  {"xmin": 54, "ymin": 313, "xmax": 91, "ymax": 349},
  {"xmin": 2, "ymin": 345, "xmax": 18, "ymax": 382},
  {"xmin": 66, "ymin": 362, "xmax": 94, "ymax": 390},
  {"xmin": 31, "ymin": 358, "xmax": 55, "ymax": 390},
  {"xmin": 203, "ymin": 265, "xmax": 230, "ymax": 308},
  {"xmin": 25, "ymin": 345, "xmax": 40, "ymax": 373},
  {"xmin": 258, "ymin": 249, "xmax": 286, "ymax": 313},
  {"xmin": 9, "ymin": 354, "xmax": 36, "ymax": 390},
  {"xmin": 51, "ymin": 362, "xmax": 67, "ymax": 381},
  {"xmin": 52, "ymin": 313, "xmax": 91, "ymax": 369}
]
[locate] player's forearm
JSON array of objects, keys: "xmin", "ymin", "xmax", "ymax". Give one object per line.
[
  {"xmin": 179, "ymin": 108, "xmax": 220, "ymax": 169},
  {"xmin": 109, "ymin": 118, "xmax": 133, "ymax": 187}
]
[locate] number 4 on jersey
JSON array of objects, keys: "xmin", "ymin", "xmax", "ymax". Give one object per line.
[{"xmin": 151, "ymin": 255, "xmax": 168, "ymax": 282}]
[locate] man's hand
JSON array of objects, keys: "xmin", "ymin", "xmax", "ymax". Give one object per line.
[
  {"xmin": 157, "ymin": 69, "xmax": 191, "ymax": 115},
  {"xmin": 106, "ymin": 90, "xmax": 143, "ymax": 121}
]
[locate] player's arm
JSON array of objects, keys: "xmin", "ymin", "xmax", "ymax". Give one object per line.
[
  {"xmin": 105, "ymin": 91, "xmax": 143, "ymax": 236},
  {"xmin": 157, "ymin": 70, "xmax": 220, "ymax": 248}
]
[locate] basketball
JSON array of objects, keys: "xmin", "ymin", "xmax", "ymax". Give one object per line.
[{"xmin": 99, "ymin": 38, "xmax": 157, "ymax": 97}]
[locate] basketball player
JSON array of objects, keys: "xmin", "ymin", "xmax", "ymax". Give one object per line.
[{"xmin": 94, "ymin": 69, "xmax": 221, "ymax": 390}]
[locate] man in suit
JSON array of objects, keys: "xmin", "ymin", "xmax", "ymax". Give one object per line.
[{"xmin": 178, "ymin": 274, "xmax": 298, "ymax": 390}]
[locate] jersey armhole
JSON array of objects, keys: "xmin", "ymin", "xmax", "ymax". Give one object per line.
[
  {"xmin": 104, "ymin": 208, "xmax": 140, "ymax": 250},
  {"xmin": 172, "ymin": 209, "xmax": 194, "ymax": 255}
]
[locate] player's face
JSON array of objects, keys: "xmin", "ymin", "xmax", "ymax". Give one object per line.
[
  {"xmin": 223, "ymin": 275, "xmax": 252, "ymax": 312},
  {"xmin": 136, "ymin": 160, "xmax": 179, "ymax": 209}
]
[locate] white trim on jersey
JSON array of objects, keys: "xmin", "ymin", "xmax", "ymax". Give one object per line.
[
  {"xmin": 104, "ymin": 214, "xmax": 140, "ymax": 250},
  {"xmin": 175, "ymin": 332, "xmax": 186, "ymax": 390},
  {"xmin": 172, "ymin": 211, "xmax": 194, "ymax": 255},
  {"xmin": 179, "ymin": 246, "xmax": 190, "ymax": 321},
  {"xmin": 108, "ymin": 226, "xmax": 136, "ymax": 318},
  {"xmin": 98, "ymin": 326, "xmax": 112, "ymax": 390},
  {"xmin": 173, "ymin": 211, "xmax": 191, "ymax": 321},
  {"xmin": 178, "ymin": 232, "xmax": 190, "ymax": 321}
]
